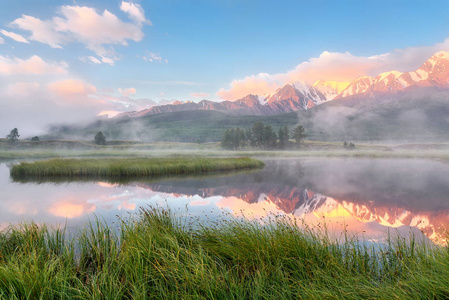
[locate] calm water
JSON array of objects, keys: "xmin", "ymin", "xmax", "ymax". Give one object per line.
[{"xmin": 1, "ymin": 158, "xmax": 449, "ymax": 244}]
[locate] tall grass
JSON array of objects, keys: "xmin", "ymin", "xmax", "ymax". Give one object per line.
[
  {"xmin": 0, "ymin": 207, "xmax": 449, "ymax": 299},
  {"xmin": 10, "ymin": 157, "xmax": 264, "ymax": 179}
]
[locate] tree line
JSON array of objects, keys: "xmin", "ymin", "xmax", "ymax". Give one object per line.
[{"xmin": 221, "ymin": 122, "xmax": 306, "ymax": 150}]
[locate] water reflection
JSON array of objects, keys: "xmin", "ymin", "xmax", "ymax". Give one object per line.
[{"xmin": 2, "ymin": 158, "xmax": 449, "ymax": 244}]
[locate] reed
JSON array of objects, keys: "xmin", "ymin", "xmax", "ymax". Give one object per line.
[
  {"xmin": 0, "ymin": 207, "xmax": 448, "ymax": 299},
  {"xmin": 10, "ymin": 157, "xmax": 264, "ymax": 179}
]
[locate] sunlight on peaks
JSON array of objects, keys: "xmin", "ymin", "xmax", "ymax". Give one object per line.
[
  {"xmin": 313, "ymin": 80, "xmax": 350, "ymax": 93},
  {"xmin": 97, "ymin": 111, "xmax": 121, "ymax": 118},
  {"xmin": 312, "ymin": 204, "xmax": 352, "ymax": 219}
]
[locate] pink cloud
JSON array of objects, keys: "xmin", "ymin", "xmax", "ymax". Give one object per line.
[
  {"xmin": 190, "ymin": 92, "xmax": 210, "ymax": 98},
  {"xmin": 47, "ymin": 79, "xmax": 97, "ymax": 101},
  {"xmin": 0, "ymin": 55, "xmax": 68, "ymax": 75},
  {"xmin": 49, "ymin": 198, "xmax": 96, "ymax": 219},
  {"xmin": 217, "ymin": 38, "xmax": 449, "ymax": 100},
  {"xmin": 217, "ymin": 73, "xmax": 282, "ymax": 100},
  {"xmin": 118, "ymin": 87, "xmax": 136, "ymax": 97}
]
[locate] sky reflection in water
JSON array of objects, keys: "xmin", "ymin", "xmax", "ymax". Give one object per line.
[{"xmin": 1, "ymin": 158, "xmax": 449, "ymax": 245}]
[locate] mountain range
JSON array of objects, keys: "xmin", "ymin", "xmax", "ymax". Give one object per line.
[{"xmin": 117, "ymin": 51, "xmax": 449, "ymax": 118}]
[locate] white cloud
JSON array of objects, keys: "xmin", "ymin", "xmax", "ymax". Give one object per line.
[
  {"xmin": 217, "ymin": 38, "xmax": 449, "ymax": 100},
  {"xmin": 11, "ymin": 16, "xmax": 64, "ymax": 48},
  {"xmin": 0, "ymin": 36, "xmax": 4, "ymax": 44},
  {"xmin": 87, "ymin": 56, "xmax": 101, "ymax": 64},
  {"xmin": 142, "ymin": 51, "xmax": 167, "ymax": 63},
  {"xmin": 10, "ymin": 3, "xmax": 151, "ymax": 64},
  {"xmin": 0, "ymin": 29, "xmax": 29, "ymax": 43},
  {"xmin": 101, "ymin": 57, "xmax": 115, "ymax": 65},
  {"xmin": 0, "ymin": 55, "xmax": 68, "ymax": 75},
  {"xmin": 120, "ymin": 2, "xmax": 151, "ymax": 26}
]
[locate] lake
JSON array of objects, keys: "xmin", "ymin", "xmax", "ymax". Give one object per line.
[{"xmin": 1, "ymin": 157, "xmax": 449, "ymax": 245}]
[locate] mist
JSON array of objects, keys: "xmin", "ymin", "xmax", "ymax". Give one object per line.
[{"xmin": 299, "ymin": 87, "xmax": 449, "ymax": 142}]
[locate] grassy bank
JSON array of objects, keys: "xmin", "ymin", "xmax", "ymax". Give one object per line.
[
  {"xmin": 10, "ymin": 157, "xmax": 264, "ymax": 179},
  {"xmin": 0, "ymin": 207, "xmax": 448, "ymax": 299},
  {"xmin": 3, "ymin": 140, "xmax": 449, "ymax": 161}
]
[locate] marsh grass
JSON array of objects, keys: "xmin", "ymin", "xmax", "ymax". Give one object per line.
[
  {"xmin": 1, "ymin": 207, "xmax": 449, "ymax": 299},
  {"xmin": 10, "ymin": 157, "xmax": 264, "ymax": 180}
]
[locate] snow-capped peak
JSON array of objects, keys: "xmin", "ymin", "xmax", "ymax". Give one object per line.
[
  {"xmin": 376, "ymin": 71, "xmax": 403, "ymax": 82},
  {"xmin": 288, "ymin": 80, "xmax": 314, "ymax": 93},
  {"xmin": 313, "ymin": 80, "xmax": 350, "ymax": 100},
  {"xmin": 429, "ymin": 51, "xmax": 449, "ymax": 64}
]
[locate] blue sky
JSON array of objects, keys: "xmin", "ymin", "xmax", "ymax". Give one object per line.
[{"xmin": 1, "ymin": 0, "xmax": 449, "ymax": 135}]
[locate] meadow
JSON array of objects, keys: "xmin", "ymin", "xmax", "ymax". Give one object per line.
[
  {"xmin": 0, "ymin": 207, "xmax": 448, "ymax": 299},
  {"xmin": 9, "ymin": 157, "xmax": 264, "ymax": 179}
]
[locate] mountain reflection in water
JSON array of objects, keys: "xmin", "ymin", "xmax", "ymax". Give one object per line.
[
  {"xmin": 131, "ymin": 158, "xmax": 449, "ymax": 245},
  {"xmin": 2, "ymin": 158, "xmax": 449, "ymax": 245}
]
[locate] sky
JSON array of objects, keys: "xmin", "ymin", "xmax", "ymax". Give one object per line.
[{"xmin": 2, "ymin": 0, "xmax": 449, "ymax": 136}]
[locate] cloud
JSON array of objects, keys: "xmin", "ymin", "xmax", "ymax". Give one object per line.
[
  {"xmin": 0, "ymin": 55, "xmax": 68, "ymax": 75},
  {"xmin": 10, "ymin": 3, "xmax": 151, "ymax": 64},
  {"xmin": 142, "ymin": 51, "xmax": 167, "ymax": 63},
  {"xmin": 0, "ymin": 77, "xmax": 147, "ymax": 136},
  {"xmin": 6, "ymin": 82, "xmax": 40, "ymax": 98},
  {"xmin": 10, "ymin": 16, "xmax": 63, "ymax": 48},
  {"xmin": 217, "ymin": 38, "xmax": 449, "ymax": 100},
  {"xmin": 0, "ymin": 29, "xmax": 29, "ymax": 43},
  {"xmin": 47, "ymin": 79, "xmax": 97, "ymax": 101},
  {"xmin": 118, "ymin": 87, "xmax": 136, "ymax": 97},
  {"xmin": 120, "ymin": 1, "xmax": 151, "ymax": 26},
  {"xmin": 79, "ymin": 56, "xmax": 102, "ymax": 64},
  {"xmin": 49, "ymin": 198, "xmax": 96, "ymax": 219},
  {"xmin": 0, "ymin": 36, "xmax": 3, "ymax": 44},
  {"xmin": 88, "ymin": 56, "xmax": 102, "ymax": 64},
  {"xmin": 190, "ymin": 92, "xmax": 210, "ymax": 98},
  {"xmin": 217, "ymin": 73, "xmax": 282, "ymax": 100}
]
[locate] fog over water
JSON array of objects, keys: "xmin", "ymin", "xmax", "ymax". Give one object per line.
[{"xmin": 2, "ymin": 158, "xmax": 449, "ymax": 244}]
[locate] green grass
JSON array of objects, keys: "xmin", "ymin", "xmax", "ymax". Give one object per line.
[
  {"xmin": 10, "ymin": 157, "xmax": 265, "ymax": 179},
  {"xmin": 0, "ymin": 207, "xmax": 448, "ymax": 299}
]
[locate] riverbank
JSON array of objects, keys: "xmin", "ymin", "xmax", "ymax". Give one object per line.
[
  {"xmin": 2, "ymin": 140, "xmax": 449, "ymax": 161},
  {"xmin": 0, "ymin": 207, "xmax": 447, "ymax": 299},
  {"xmin": 10, "ymin": 157, "xmax": 264, "ymax": 179}
]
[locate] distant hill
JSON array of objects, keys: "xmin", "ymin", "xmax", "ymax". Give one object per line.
[
  {"xmin": 45, "ymin": 110, "xmax": 299, "ymax": 143},
  {"xmin": 46, "ymin": 87, "xmax": 449, "ymax": 143}
]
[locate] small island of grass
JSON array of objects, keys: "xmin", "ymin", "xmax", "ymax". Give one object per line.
[{"xmin": 10, "ymin": 157, "xmax": 264, "ymax": 179}]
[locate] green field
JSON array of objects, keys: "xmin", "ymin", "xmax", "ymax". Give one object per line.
[{"xmin": 0, "ymin": 207, "xmax": 448, "ymax": 299}]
